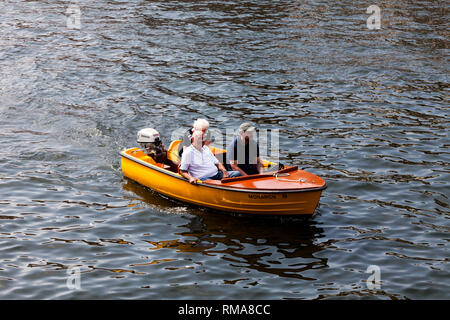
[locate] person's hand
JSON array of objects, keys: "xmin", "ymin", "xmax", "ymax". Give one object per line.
[
  {"xmin": 222, "ymin": 171, "xmax": 229, "ymax": 179},
  {"xmin": 188, "ymin": 176, "xmax": 197, "ymax": 185}
]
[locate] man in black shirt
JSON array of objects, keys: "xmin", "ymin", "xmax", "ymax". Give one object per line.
[{"xmin": 226, "ymin": 123, "xmax": 263, "ymax": 176}]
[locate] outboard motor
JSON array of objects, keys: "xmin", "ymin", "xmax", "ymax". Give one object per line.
[{"xmin": 137, "ymin": 128, "xmax": 163, "ymax": 156}]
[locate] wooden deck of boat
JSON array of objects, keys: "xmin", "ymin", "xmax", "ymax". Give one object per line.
[{"xmin": 204, "ymin": 169, "xmax": 326, "ymax": 191}]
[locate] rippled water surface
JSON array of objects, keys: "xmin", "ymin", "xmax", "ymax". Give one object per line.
[{"xmin": 0, "ymin": 0, "xmax": 449, "ymax": 299}]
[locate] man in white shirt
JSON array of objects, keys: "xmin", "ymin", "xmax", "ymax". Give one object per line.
[{"xmin": 180, "ymin": 130, "xmax": 240, "ymax": 184}]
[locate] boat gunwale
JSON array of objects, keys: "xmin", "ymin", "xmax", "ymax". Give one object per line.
[{"xmin": 120, "ymin": 150, "xmax": 327, "ymax": 194}]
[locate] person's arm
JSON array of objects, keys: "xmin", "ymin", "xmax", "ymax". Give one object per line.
[
  {"xmin": 230, "ymin": 160, "xmax": 248, "ymax": 176},
  {"xmin": 256, "ymin": 157, "xmax": 263, "ymax": 174},
  {"xmin": 180, "ymin": 170, "xmax": 198, "ymax": 185},
  {"xmin": 217, "ymin": 162, "xmax": 229, "ymax": 179},
  {"xmin": 206, "ymin": 146, "xmax": 228, "ymax": 179},
  {"xmin": 179, "ymin": 147, "xmax": 198, "ymax": 185}
]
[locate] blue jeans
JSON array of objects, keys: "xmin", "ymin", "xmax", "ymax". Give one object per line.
[{"xmin": 202, "ymin": 170, "xmax": 241, "ymax": 181}]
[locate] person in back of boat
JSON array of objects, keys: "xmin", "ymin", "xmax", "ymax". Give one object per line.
[
  {"xmin": 137, "ymin": 128, "xmax": 177, "ymax": 171},
  {"xmin": 180, "ymin": 130, "xmax": 240, "ymax": 184},
  {"xmin": 226, "ymin": 122, "xmax": 263, "ymax": 176},
  {"xmin": 178, "ymin": 118, "xmax": 212, "ymax": 157}
]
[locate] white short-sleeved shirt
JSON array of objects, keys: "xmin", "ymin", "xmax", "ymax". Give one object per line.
[{"xmin": 179, "ymin": 145, "xmax": 219, "ymax": 180}]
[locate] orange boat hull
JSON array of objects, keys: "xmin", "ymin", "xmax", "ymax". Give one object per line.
[{"xmin": 120, "ymin": 147, "xmax": 326, "ymax": 216}]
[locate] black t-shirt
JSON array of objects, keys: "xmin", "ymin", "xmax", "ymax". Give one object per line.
[{"xmin": 226, "ymin": 136, "xmax": 260, "ymax": 175}]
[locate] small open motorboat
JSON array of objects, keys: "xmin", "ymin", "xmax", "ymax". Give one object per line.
[{"xmin": 120, "ymin": 140, "xmax": 327, "ymax": 216}]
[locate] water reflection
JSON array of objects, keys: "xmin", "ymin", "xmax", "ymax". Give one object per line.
[
  {"xmin": 123, "ymin": 178, "xmax": 327, "ymax": 282},
  {"xmin": 1, "ymin": 0, "xmax": 447, "ymax": 300}
]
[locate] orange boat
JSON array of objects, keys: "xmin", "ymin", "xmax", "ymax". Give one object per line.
[{"xmin": 120, "ymin": 140, "xmax": 326, "ymax": 216}]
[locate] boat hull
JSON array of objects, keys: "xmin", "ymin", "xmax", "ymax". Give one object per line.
[{"xmin": 120, "ymin": 148, "xmax": 326, "ymax": 216}]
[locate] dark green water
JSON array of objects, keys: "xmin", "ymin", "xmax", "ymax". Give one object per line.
[{"xmin": 0, "ymin": 0, "xmax": 448, "ymax": 299}]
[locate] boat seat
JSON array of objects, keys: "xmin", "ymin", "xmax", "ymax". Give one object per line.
[
  {"xmin": 167, "ymin": 140, "xmax": 181, "ymax": 164},
  {"xmin": 136, "ymin": 152, "xmax": 172, "ymax": 170},
  {"xmin": 141, "ymin": 155, "xmax": 157, "ymax": 165}
]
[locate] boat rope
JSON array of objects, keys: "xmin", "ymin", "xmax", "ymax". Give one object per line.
[{"xmin": 274, "ymin": 172, "xmax": 307, "ymax": 183}]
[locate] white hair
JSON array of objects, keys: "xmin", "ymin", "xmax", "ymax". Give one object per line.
[{"xmin": 193, "ymin": 118, "xmax": 209, "ymax": 131}]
